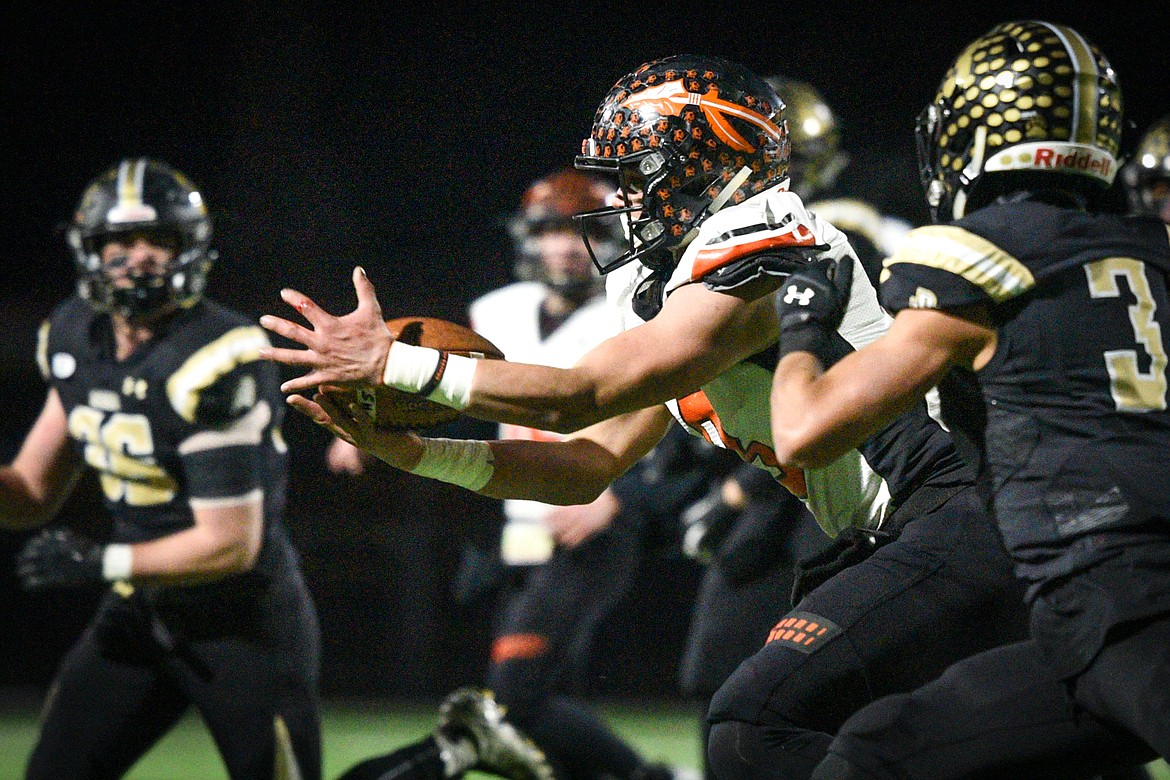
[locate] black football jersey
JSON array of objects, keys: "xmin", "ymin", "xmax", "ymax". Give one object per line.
[
  {"xmin": 37, "ymin": 297, "xmax": 290, "ymax": 571},
  {"xmin": 881, "ymin": 197, "xmax": 1170, "ymax": 592}
]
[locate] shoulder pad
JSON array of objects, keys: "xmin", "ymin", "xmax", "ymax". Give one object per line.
[
  {"xmin": 879, "ymin": 224, "xmax": 1034, "ymax": 313},
  {"xmin": 166, "ymin": 325, "xmax": 271, "ymax": 423},
  {"xmin": 679, "ymin": 190, "xmax": 829, "ymax": 285}
]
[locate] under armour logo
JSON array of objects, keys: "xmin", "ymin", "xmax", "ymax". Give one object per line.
[{"xmin": 783, "ymin": 285, "xmax": 815, "ymax": 306}]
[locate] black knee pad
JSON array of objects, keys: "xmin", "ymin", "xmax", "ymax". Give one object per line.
[{"xmin": 707, "ymin": 720, "xmax": 748, "ymax": 780}]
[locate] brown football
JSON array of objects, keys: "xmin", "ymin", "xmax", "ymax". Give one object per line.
[{"xmin": 323, "ymin": 316, "xmax": 504, "ymax": 430}]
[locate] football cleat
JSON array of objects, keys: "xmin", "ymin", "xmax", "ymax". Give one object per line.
[{"xmin": 436, "ymin": 687, "xmax": 555, "ymax": 780}]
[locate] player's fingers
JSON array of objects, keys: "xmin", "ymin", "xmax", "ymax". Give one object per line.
[
  {"xmin": 280, "ymin": 288, "xmax": 334, "ymax": 328},
  {"xmin": 352, "ymin": 266, "xmax": 384, "ymax": 318},
  {"xmin": 287, "ymin": 394, "xmax": 330, "ymax": 422},
  {"xmin": 288, "ymin": 393, "xmax": 353, "ymax": 439},
  {"xmin": 259, "ymin": 314, "xmax": 318, "ymax": 347},
  {"xmin": 280, "ymin": 372, "xmax": 333, "ymax": 395},
  {"xmin": 259, "ymin": 344, "xmax": 321, "ymax": 369}
]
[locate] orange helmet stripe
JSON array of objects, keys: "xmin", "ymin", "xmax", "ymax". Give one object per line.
[{"xmin": 619, "ymin": 80, "xmax": 781, "ymax": 153}]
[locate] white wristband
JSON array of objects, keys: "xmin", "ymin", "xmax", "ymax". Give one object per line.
[
  {"xmin": 382, "ymin": 340, "xmax": 477, "ymax": 410},
  {"xmin": 382, "ymin": 340, "xmax": 442, "ymax": 392},
  {"xmin": 425, "ymin": 353, "xmax": 476, "ymax": 409},
  {"xmin": 410, "ymin": 438, "xmax": 494, "ymax": 491},
  {"xmin": 102, "ymin": 544, "xmax": 133, "ymax": 581}
]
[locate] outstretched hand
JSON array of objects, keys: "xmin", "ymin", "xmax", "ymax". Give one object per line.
[
  {"xmin": 259, "ymin": 267, "xmax": 393, "ymax": 395},
  {"xmin": 287, "ymin": 391, "xmax": 423, "ymax": 472}
]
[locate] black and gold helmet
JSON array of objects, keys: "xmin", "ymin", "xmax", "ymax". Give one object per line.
[
  {"xmin": 764, "ymin": 76, "xmax": 846, "ymax": 200},
  {"xmin": 917, "ymin": 20, "xmax": 1123, "ymax": 222},
  {"xmin": 1121, "ymin": 114, "xmax": 1170, "ymax": 219},
  {"xmin": 574, "ymin": 55, "xmax": 789, "ymax": 274},
  {"xmin": 67, "ymin": 158, "xmax": 214, "ymax": 319}
]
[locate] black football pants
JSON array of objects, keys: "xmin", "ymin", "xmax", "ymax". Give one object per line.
[
  {"xmin": 811, "ymin": 616, "xmax": 1170, "ymax": 779},
  {"xmin": 25, "ymin": 569, "xmax": 321, "ymax": 780},
  {"xmin": 706, "ymin": 488, "xmax": 1030, "ymax": 780}
]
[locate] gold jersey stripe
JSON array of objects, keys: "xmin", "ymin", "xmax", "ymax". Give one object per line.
[
  {"xmin": 166, "ymin": 326, "xmax": 271, "ymax": 422},
  {"xmin": 1042, "ymin": 22, "xmax": 1098, "ymax": 146},
  {"xmin": 883, "ymin": 225, "xmax": 1035, "ymax": 302},
  {"xmin": 36, "ymin": 320, "xmax": 50, "ymax": 380}
]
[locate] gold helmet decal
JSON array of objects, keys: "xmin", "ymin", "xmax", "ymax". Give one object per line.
[{"xmin": 918, "ymin": 20, "xmax": 1123, "ymax": 221}]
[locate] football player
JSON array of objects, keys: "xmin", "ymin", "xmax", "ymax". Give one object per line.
[
  {"xmin": 764, "ymin": 75, "xmax": 913, "ymax": 287},
  {"xmin": 1123, "ymin": 113, "xmax": 1170, "ymax": 224},
  {"xmin": 5, "ymin": 159, "xmax": 322, "ymax": 779},
  {"xmin": 757, "ymin": 21, "xmax": 1169, "ymax": 777},
  {"xmin": 261, "ymin": 56, "xmax": 1029, "ymax": 778}
]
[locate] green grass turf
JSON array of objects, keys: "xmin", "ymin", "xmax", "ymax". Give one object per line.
[
  {"xmin": 0, "ymin": 696, "xmax": 703, "ymax": 779},
  {"xmin": 2, "ymin": 694, "xmax": 1166, "ymax": 779}
]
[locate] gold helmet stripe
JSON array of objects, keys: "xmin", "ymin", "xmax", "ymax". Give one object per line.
[
  {"xmin": 1040, "ymin": 22, "xmax": 1099, "ymax": 146},
  {"xmin": 116, "ymin": 158, "xmax": 146, "ymax": 210}
]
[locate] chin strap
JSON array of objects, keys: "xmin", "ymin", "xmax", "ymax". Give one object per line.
[{"xmin": 675, "ymin": 165, "xmax": 755, "ymax": 255}]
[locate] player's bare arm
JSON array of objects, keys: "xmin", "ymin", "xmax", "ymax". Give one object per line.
[
  {"xmin": 297, "ymin": 387, "xmax": 672, "ymax": 506},
  {"xmin": 772, "ymin": 305, "xmax": 996, "ymax": 469},
  {"xmin": 123, "ymin": 499, "xmax": 265, "ymax": 585},
  {"xmin": 0, "ymin": 389, "xmax": 85, "ymax": 530},
  {"xmin": 266, "ymin": 268, "xmax": 776, "ymax": 435}
]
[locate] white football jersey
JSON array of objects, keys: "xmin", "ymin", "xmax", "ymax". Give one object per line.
[
  {"xmin": 607, "ymin": 184, "xmax": 892, "ymax": 538},
  {"xmin": 469, "ymin": 281, "xmax": 623, "ymax": 561}
]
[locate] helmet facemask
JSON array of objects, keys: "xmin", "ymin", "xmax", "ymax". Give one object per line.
[{"xmin": 72, "ymin": 228, "xmax": 213, "ymax": 323}]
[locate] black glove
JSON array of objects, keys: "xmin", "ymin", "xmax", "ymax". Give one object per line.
[
  {"xmin": 16, "ymin": 528, "xmax": 104, "ymax": 590},
  {"xmin": 775, "ymin": 255, "xmax": 854, "ymax": 362}
]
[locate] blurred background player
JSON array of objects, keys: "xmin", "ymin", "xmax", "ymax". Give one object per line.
[
  {"xmin": 764, "ymin": 75, "xmax": 913, "ymax": 286},
  {"xmin": 333, "ymin": 168, "xmax": 715, "ymax": 780},
  {"xmin": 1123, "ymin": 113, "xmax": 1170, "ymax": 224},
  {"xmin": 6, "ymin": 158, "xmax": 321, "ymax": 779}
]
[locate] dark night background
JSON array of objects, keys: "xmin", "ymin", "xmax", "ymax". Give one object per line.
[{"xmin": 1, "ymin": 2, "xmax": 1167, "ymax": 701}]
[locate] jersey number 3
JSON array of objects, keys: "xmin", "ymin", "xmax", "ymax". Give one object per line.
[{"xmin": 1085, "ymin": 257, "xmax": 1169, "ymax": 412}]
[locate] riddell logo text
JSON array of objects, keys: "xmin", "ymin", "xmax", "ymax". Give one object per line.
[{"xmin": 1032, "ymin": 147, "xmax": 1113, "ymax": 176}]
